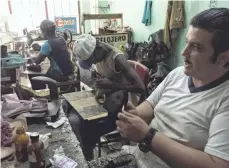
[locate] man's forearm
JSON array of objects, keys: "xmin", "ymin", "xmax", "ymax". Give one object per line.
[
  {"xmin": 25, "ymin": 50, "xmax": 43, "ymax": 64},
  {"xmin": 151, "ymin": 132, "xmax": 228, "ymax": 168},
  {"xmin": 136, "ymin": 101, "xmax": 154, "ymax": 124}
]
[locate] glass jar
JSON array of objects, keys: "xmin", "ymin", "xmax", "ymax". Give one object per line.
[{"xmin": 27, "ymin": 132, "xmax": 45, "ymax": 168}]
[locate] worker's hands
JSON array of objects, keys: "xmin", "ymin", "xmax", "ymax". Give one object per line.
[
  {"xmin": 123, "ymin": 101, "xmax": 139, "ymax": 116},
  {"xmin": 95, "ymin": 78, "xmax": 113, "ymax": 89},
  {"xmin": 116, "ymin": 112, "xmax": 149, "ymax": 142},
  {"xmin": 95, "ymin": 89, "xmax": 111, "ymax": 104}
]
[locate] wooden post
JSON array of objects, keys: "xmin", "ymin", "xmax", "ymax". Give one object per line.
[
  {"xmin": 8, "ymin": 0, "xmax": 12, "ymax": 14},
  {"xmin": 44, "ymin": 0, "xmax": 49, "ymax": 20}
]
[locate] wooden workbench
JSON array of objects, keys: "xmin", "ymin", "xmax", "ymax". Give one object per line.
[
  {"xmin": 62, "ymin": 91, "xmax": 108, "ymax": 121},
  {"xmin": 1, "ymin": 105, "xmax": 89, "ymax": 168}
]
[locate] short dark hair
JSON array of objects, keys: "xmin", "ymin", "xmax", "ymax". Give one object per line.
[
  {"xmin": 190, "ymin": 8, "xmax": 229, "ymax": 62},
  {"xmin": 40, "ymin": 19, "xmax": 56, "ymax": 36}
]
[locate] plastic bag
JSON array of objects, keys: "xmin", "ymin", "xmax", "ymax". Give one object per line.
[{"xmin": 53, "ymin": 146, "xmax": 78, "ymax": 168}]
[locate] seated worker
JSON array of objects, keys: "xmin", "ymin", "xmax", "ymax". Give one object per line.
[
  {"xmin": 116, "ymin": 8, "xmax": 229, "ymax": 168},
  {"xmin": 68, "ymin": 34, "xmax": 145, "ymax": 160},
  {"xmin": 72, "ymin": 34, "xmax": 145, "ymax": 102},
  {"xmin": 27, "ymin": 20, "xmax": 74, "ymax": 83}
]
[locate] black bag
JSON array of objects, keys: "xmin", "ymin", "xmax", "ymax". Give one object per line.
[
  {"xmin": 88, "ymin": 154, "xmax": 138, "ymax": 168},
  {"xmin": 26, "ymin": 63, "xmax": 42, "ymax": 72},
  {"xmin": 105, "ymin": 154, "xmax": 137, "ymax": 168}
]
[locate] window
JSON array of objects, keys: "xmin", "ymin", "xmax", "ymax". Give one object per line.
[{"xmin": 1, "ymin": 0, "xmax": 80, "ymax": 35}]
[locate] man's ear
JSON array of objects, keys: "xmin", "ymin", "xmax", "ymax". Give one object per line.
[{"xmin": 217, "ymin": 50, "xmax": 229, "ymax": 68}]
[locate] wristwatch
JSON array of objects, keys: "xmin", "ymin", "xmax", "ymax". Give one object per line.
[{"xmin": 138, "ymin": 127, "xmax": 157, "ymax": 153}]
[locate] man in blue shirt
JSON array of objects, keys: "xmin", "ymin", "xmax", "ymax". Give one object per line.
[{"xmin": 31, "ymin": 20, "xmax": 74, "ymax": 82}]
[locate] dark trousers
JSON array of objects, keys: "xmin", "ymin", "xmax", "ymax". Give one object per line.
[
  {"xmin": 63, "ymin": 102, "xmax": 118, "ymax": 161},
  {"xmin": 62, "ymin": 90, "xmax": 127, "ymax": 161},
  {"xmin": 65, "ymin": 106, "xmax": 102, "ymax": 160}
]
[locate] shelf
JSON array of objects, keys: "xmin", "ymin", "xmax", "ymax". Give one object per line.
[{"xmin": 83, "ymin": 13, "xmax": 123, "ymax": 20}]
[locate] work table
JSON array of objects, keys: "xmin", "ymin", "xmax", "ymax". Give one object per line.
[{"xmin": 1, "ymin": 105, "xmax": 89, "ymax": 168}]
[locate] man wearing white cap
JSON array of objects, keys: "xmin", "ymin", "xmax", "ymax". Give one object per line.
[
  {"xmin": 70, "ymin": 34, "xmax": 145, "ymax": 160},
  {"xmin": 73, "ymin": 34, "xmax": 145, "ymax": 97}
]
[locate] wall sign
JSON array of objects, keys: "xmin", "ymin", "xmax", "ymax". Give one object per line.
[
  {"xmin": 55, "ymin": 17, "xmax": 77, "ymax": 33},
  {"xmin": 93, "ymin": 33, "xmax": 129, "ymax": 48}
]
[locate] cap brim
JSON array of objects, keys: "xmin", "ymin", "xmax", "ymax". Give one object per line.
[{"xmin": 79, "ymin": 56, "xmax": 93, "ymax": 69}]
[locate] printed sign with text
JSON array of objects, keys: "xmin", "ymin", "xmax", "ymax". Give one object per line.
[
  {"xmin": 55, "ymin": 17, "xmax": 77, "ymax": 33},
  {"xmin": 93, "ymin": 33, "xmax": 129, "ymax": 48}
]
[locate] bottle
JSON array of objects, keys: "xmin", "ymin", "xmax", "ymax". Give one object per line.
[
  {"xmin": 27, "ymin": 132, "xmax": 45, "ymax": 168},
  {"xmin": 14, "ymin": 126, "xmax": 29, "ymax": 162}
]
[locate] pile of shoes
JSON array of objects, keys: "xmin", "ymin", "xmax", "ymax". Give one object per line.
[
  {"xmin": 124, "ymin": 31, "xmax": 170, "ymax": 70},
  {"xmin": 124, "ymin": 30, "xmax": 172, "ymax": 95}
]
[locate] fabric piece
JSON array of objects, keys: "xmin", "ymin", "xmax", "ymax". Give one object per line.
[
  {"xmin": 147, "ymin": 66, "xmax": 229, "ymax": 162},
  {"xmin": 1, "ymin": 98, "xmax": 48, "ymax": 118},
  {"xmin": 163, "ymin": 0, "xmax": 186, "ymax": 49},
  {"xmin": 142, "ymin": 0, "xmax": 153, "ymax": 26},
  {"xmin": 1, "ymin": 53, "xmax": 24, "ymax": 68}
]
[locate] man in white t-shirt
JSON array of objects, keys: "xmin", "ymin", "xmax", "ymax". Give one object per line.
[{"xmin": 116, "ymin": 8, "xmax": 229, "ymax": 168}]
